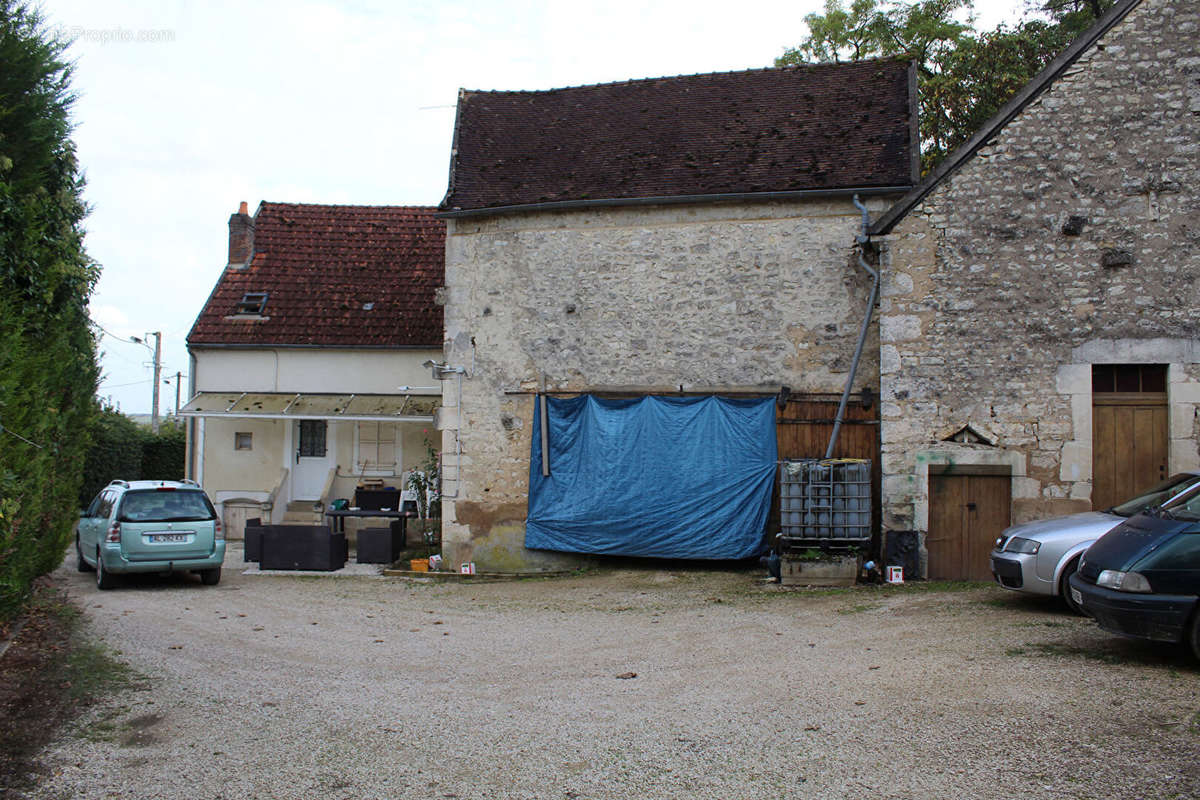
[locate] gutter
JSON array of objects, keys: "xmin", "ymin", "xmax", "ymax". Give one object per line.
[
  {"xmin": 437, "ymin": 185, "xmax": 914, "ymax": 220},
  {"xmin": 177, "ymin": 411, "xmax": 435, "ymax": 423},
  {"xmin": 503, "ymin": 386, "xmax": 785, "ymax": 397},
  {"xmin": 186, "ymin": 343, "xmax": 442, "ymax": 351}
]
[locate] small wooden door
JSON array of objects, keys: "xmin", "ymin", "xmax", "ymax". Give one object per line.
[
  {"xmin": 1093, "ymin": 398, "xmax": 1168, "ymax": 511},
  {"xmin": 927, "ymin": 473, "xmax": 1011, "ymax": 581},
  {"xmin": 221, "ymin": 501, "xmax": 264, "ymax": 542}
]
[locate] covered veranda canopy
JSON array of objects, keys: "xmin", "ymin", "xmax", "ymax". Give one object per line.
[{"xmin": 178, "ymin": 392, "xmax": 437, "ymax": 423}]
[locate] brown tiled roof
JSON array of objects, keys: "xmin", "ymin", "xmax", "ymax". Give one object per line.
[
  {"xmin": 441, "ymin": 59, "xmax": 916, "ymax": 213},
  {"xmin": 188, "ymin": 203, "xmax": 444, "ymax": 348}
]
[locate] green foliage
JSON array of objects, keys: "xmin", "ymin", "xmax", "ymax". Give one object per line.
[
  {"xmin": 0, "ymin": 1, "xmax": 100, "ymax": 621},
  {"xmin": 406, "ymin": 434, "xmax": 441, "ymax": 525},
  {"xmin": 777, "ymin": 0, "xmax": 1114, "ymax": 172},
  {"xmin": 77, "ymin": 407, "xmax": 143, "ymax": 505},
  {"xmin": 140, "ymin": 419, "xmax": 185, "ymax": 482},
  {"xmin": 790, "ymin": 0, "xmax": 972, "ymax": 66},
  {"xmin": 77, "ymin": 410, "xmax": 187, "ymax": 506}
]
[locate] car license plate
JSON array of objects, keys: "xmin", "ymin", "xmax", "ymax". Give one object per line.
[
  {"xmin": 1070, "ymin": 587, "xmax": 1083, "ymax": 606},
  {"xmin": 148, "ymin": 533, "xmax": 189, "ymax": 543}
]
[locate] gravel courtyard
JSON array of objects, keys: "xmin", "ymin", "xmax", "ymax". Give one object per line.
[{"xmin": 27, "ymin": 546, "xmax": 1200, "ymax": 800}]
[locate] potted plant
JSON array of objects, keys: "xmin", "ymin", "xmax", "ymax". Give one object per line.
[{"xmin": 406, "ymin": 435, "xmax": 441, "ymax": 563}]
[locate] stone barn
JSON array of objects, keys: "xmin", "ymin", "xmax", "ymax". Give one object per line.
[
  {"xmin": 435, "ymin": 60, "xmax": 920, "ymax": 572},
  {"xmin": 870, "ymin": 0, "xmax": 1200, "ymax": 579}
]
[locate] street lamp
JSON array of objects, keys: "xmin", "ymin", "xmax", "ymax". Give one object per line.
[
  {"xmin": 130, "ymin": 332, "xmax": 162, "ymax": 433},
  {"xmin": 162, "ymin": 371, "xmax": 188, "ymax": 418}
]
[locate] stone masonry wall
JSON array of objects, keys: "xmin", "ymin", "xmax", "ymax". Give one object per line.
[
  {"xmin": 879, "ymin": 0, "xmax": 1200, "ymax": 537},
  {"xmin": 440, "ymin": 197, "xmax": 890, "ymax": 571}
]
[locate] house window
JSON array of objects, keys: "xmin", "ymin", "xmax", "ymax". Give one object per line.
[
  {"xmin": 298, "ymin": 420, "xmax": 327, "ymax": 457},
  {"xmin": 236, "ymin": 292, "xmax": 268, "ymax": 315},
  {"xmin": 235, "ymin": 432, "xmax": 253, "ymax": 451},
  {"xmin": 356, "ymin": 422, "xmax": 399, "ymax": 474}
]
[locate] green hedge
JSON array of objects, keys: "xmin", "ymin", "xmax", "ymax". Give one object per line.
[
  {"xmin": 0, "ymin": 2, "xmax": 101, "ymax": 621},
  {"xmin": 141, "ymin": 421, "xmax": 186, "ymax": 482},
  {"xmin": 78, "ymin": 412, "xmax": 186, "ymax": 506}
]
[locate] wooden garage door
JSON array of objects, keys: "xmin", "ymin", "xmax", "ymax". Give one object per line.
[
  {"xmin": 1092, "ymin": 365, "xmax": 1168, "ymax": 511},
  {"xmin": 927, "ymin": 473, "xmax": 1011, "ymax": 581}
]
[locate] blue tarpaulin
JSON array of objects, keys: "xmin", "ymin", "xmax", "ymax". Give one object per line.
[{"xmin": 525, "ymin": 394, "xmax": 778, "ymax": 560}]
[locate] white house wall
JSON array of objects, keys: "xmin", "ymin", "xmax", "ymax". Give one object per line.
[
  {"xmin": 191, "ymin": 347, "xmax": 443, "ymax": 394},
  {"xmin": 190, "ymin": 346, "xmax": 443, "ymax": 529},
  {"xmin": 203, "ymin": 417, "xmax": 287, "ymax": 507}
]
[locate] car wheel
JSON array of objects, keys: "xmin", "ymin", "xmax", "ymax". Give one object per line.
[
  {"xmin": 199, "ymin": 567, "xmax": 221, "ymax": 586},
  {"xmin": 95, "ymin": 550, "xmax": 117, "ymax": 590},
  {"xmin": 1059, "ymin": 557, "xmax": 1084, "ymax": 616},
  {"xmin": 76, "ymin": 535, "xmax": 94, "ymax": 572},
  {"xmin": 1188, "ymin": 610, "xmax": 1200, "ymax": 663}
]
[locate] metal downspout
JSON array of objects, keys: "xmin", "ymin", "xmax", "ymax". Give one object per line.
[{"xmin": 825, "ymin": 195, "xmax": 880, "ymax": 459}]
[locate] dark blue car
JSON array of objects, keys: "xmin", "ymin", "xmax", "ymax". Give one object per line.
[{"xmin": 1070, "ymin": 482, "xmax": 1200, "ymax": 660}]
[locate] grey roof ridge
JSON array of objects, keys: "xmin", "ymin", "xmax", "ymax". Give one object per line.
[
  {"xmin": 256, "ymin": 200, "xmax": 440, "ymax": 212},
  {"xmin": 455, "ymin": 55, "xmax": 911, "ymax": 96},
  {"xmin": 868, "ymin": 0, "xmax": 1142, "ymax": 237}
]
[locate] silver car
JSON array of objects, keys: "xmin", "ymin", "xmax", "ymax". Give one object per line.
[{"xmin": 990, "ymin": 473, "xmax": 1200, "ymax": 614}]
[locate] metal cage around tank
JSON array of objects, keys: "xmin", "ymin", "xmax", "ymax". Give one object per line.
[{"xmin": 778, "ymin": 458, "xmax": 872, "ymax": 551}]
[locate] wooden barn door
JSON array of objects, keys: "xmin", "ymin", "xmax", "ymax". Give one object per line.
[
  {"xmin": 1092, "ymin": 365, "xmax": 1168, "ymax": 511},
  {"xmin": 774, "ymin": 394, "xmax": 880, "ymax": 542},
  {"xmin": 927, "ymin": 472, "xmax": 1011, "ymax": 581}
]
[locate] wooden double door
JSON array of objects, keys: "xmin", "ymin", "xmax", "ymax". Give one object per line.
[{"xmin": 927, "ymin": 472, "xmax": 1011, "ymax": 581}]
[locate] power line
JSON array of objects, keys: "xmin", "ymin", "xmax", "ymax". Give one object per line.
[
  {"xmin": 98, "ymin": 378, "xmax": 154, "ymax": 389},
  {"xmin": 90, "ymin": 319, "xmax": 135, "ymax": 344},
  {"xmin": 98, "ymin": 347, "xmax": 146, "ymax": 367},
  {"xmin": 0, "ymin": 421, "xmax": 45, "ymax": 450},
  {"xmin": 91, "ymin": 320, "xmax": 152, "ymax": 366}
]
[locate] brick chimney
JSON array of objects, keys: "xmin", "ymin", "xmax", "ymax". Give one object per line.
[{"xmin": 227, "ymin": 201, "xmax": 255, "ymax": 268}]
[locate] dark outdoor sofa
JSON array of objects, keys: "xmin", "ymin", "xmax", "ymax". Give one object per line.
[{"xmin": 245, "ymin": 523, "xmax": 348, "ymax": 571}]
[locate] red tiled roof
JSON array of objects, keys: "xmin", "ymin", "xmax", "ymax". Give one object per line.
[
  {"xmin": 441, "ymin": 59, "xmax": 916, "ymax": 212},
  {"xmin": 187, "ymin": 203, "xmax": 444, "ymax": 348}
]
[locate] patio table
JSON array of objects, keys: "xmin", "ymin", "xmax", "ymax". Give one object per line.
[{"xmin": 324, "ymin": 508, "xmax": 413, "ymax": 536}]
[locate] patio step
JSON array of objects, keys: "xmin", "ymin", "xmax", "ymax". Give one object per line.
[{"xmin": 282, "ymin": 510, "xmax": 325, "ymax": 525}]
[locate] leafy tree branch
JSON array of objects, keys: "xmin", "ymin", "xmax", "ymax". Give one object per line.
[{"xmin": 777, "ymin": 0, "xmax": 1114, "ymax": 172}]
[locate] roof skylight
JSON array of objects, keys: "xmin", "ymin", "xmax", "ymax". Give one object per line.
[{"xmin": 236, "ymin": 292, "xmax": 268, "ymax": 315}]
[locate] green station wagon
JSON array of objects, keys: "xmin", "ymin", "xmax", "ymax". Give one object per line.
[{"xmin": 76, "ymin": 480, "xmax": 225, "ymax": 589}]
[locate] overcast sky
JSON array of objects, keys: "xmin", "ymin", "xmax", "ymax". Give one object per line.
[{"xmin": 39, "ymin": 0, "xmax": 1024, "ymax": 415}]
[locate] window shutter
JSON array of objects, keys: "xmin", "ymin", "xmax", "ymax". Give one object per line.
[{"xmin": 358, "ymin": 422, "xmax": 397, "ymax": 471}]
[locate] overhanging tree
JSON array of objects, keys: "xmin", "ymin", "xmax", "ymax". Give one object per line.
[
  {"xmin": 777, "ymin": 0, "xmax": 1115, "ymax": 172},
  {"xmin": 0, "ymin": 0, "xmax": 100, "ymax": 619}
]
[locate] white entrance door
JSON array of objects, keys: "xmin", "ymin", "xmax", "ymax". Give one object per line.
[{"xmin": 292, "ymin": 420, "xmax": 335, "ymax": 500}]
